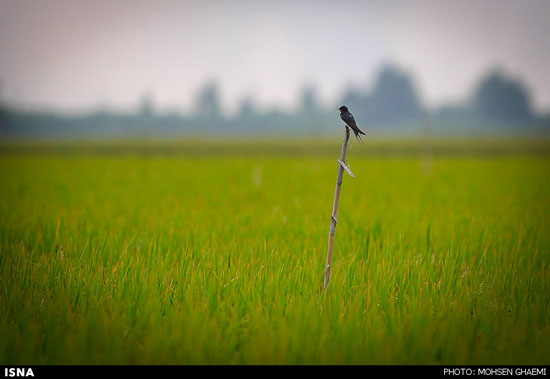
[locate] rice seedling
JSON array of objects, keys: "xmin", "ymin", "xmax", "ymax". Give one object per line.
[{"xmin": 0, "ymin": 140, "xmax": 548, "ymax": 364}]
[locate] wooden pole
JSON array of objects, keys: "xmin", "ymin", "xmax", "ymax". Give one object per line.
[{"xmin": 324, "ymin": 126, "xmax": 352, "ymax": 289}]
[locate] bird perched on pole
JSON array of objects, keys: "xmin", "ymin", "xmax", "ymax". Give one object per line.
[{"xmin": 339, "ymin": 105, "xmax": 366, "ymax": 144}]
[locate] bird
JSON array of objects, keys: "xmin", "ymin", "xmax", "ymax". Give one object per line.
[{"xmin": 339, "ymin": 105, "xmax": 366, "ymax": 144}]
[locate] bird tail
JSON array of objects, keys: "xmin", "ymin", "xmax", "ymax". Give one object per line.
[{"xmin": 353, "ymin": 129, "xmax": 365, "ymax": 144}]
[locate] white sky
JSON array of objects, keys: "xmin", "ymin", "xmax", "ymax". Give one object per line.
[{"xmin": 0, "ymin": 0, "xmax": 549, "ymax": 115}]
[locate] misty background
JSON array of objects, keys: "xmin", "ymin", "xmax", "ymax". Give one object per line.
[{"xmin": 0, "ymin": 0, "xmax": 549, "ymax": 139}]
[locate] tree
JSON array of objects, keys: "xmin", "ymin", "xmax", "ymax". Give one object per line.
[
  {"xmin": 139, "ymin": 92, "xmax": 155, "ymax": 117},
  {"xmin": 364, "ymin": 64, "xmax": 422, "ymax": 125},
  {"xmin": 300, "ymin": 85, "xmax": 319, "ymax": 113},
  {"xmin": 340, "ymin": 88, "xmax": 366, "ymax": 119},
  {"xmin": 471, "ymin": 69, "xmax": 533, "ymax": 123},
  {"xmin": 194, "ymin": 81, "xmax": 221, "ymax": 118},
  {"xmin": 238, "ymin": 96, "xmax": 257, "ymax": 119},
  {"xmin": 298, "ymin": 85, "xmax": 325, "ymax": 133},
  {"xmin": 338, "ymin": 64, "xmax": 423, "ymax": 128}
]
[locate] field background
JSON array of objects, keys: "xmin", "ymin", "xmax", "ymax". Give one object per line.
[{"xmin": 0, "ymin": 138, "xmax": 549, "ymax": 364}]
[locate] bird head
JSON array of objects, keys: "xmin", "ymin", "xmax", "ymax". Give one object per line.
[{"xmin": 338, "ymin": 105, "xmax": 348, "ymax": 113}]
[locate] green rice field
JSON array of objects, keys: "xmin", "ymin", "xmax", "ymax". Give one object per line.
[{"xmin": 0, "ymin": 139, "xmax": 549, "ymax": 364}]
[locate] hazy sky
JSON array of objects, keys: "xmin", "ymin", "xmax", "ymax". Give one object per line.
[{"xmin": 0, "ymin": 0, "xmax": 549, "ymax": 115}]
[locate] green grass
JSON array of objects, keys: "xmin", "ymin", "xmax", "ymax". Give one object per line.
[{"xmin": 0, "ymin": 140, "xmax": 549, "ymax": 364}]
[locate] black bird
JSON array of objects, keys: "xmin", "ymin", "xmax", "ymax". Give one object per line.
[{"xmin": 339, "ymin": 105, "xmax": 365, "ymax": 144}]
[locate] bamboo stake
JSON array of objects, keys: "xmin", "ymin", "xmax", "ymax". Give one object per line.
[{"xmin": 324, "ymin": 126, "xmax": 353, "ymax": 289}]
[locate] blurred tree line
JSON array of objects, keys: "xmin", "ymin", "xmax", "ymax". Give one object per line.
[{"xmin": 0, "ymin": 64, "xmax": 548, "ymax": 139}]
